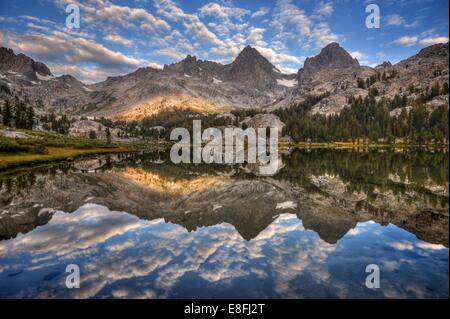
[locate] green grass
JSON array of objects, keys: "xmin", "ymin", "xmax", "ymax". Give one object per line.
[
  {"xmin": 0, "ymin": 128, "xmax": 133, "ymax": 170},
  {"xmin": 282, "ymin": 141, "xmax": 449, "ymax": 149},
  {"xmin": 0, "ymin": 146, "xmax": 132, "ymax": 171},
  {"xmin": 0, "ymin": 128, "xmax": 172, "ymax": 171}
]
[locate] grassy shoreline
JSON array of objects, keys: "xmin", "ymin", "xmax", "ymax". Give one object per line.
[
  {"xmin": 0, "ymin": 146, "xmax": 134, "ymax": 171},
  {"xmin": 1, "ymin": 127, "xmax": 448, "ymax": 172},
  {"xmin": 283, "ymin": 142, "xmax": 449, "ymax": 149}
]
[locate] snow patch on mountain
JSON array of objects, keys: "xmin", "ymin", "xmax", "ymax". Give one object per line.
[
  {"xmin": 276, "ymin": 201, "xmax": 297, "ymax": 210},
  {"xmin": 36, "ymin": 73, "xmax": 54, "ymax": 81},
  {"xmin": 277, "ymin": 78, "xmax": 297, "ymax": 87}
]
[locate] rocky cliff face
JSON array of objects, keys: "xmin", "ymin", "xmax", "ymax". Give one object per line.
[
  {"xmin": 297, "ymin": 42, "xmax": 359, "ymax": 83},
  {"xmin": 162, "ymin": 54, "xmax": 223, "ymax": 79},
  {"xmin": 0, "ymin": 48, "xmax": 93, "ymax": 114},
  {"xmin": 0, "ymin": 47, "xmax": 52, "ymax": 80}
]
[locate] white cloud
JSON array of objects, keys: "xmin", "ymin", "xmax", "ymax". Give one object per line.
[
  {"xmin": 392, "ymin": 36, "xmax": 418, "ymax": 46},
  {"xmin": 247, "ymin": 27, "xmax": 267, "ymax": 47},
  {"xmin": 272, "ymin": 0, "xmax": 311, "ymax": 37},
  {"xmin": 415, "ymin": 242, "xmax": 446, "ymax": 250},
  {"xmin": 312, "ymin": 22, "xmax": 339, "ymax": 48},
  {"xmin": 0, "ymin": 16, "xmax": 18, "ymax": 23},
  {"xmin": 385, "ymin": 14, "xmax": 405, "ymax": 26},
  {"xmin": 385, "ymin": 14, "xmax": 419, "ymax": 28},
  {"xmin": 254, "ymin": 46, "xmax": 304, "ymax": 65},
  {"xmin": 271, "ymin": 0, "xmax": 338, "ymax": 50},
  {"xmin": 199, "ymin": 2, "xmax": 249, "ymax": 21},
  {"xmin": 251, "ymin": 7, "xmax": 270, "ymax": 19},
  {"xmin": 19, "ymin": 14, "xmax": 55, "ymax": 26},
  {"xmin": 55, "ymin": 0, "xmax": 171, "ymax": 34},
  {"xmin": 26, "ymin": 23, "xmax": 50, "ymax": 32},
  {"xmin": 0, "ymin": 30, "xmax": 146, "ymax": 83},
  {"xmin": 390, "ymin": 242, "xmax": 414, "ymax": 251},
  {"xmin": 208, "ymin": 22, "xmax": 229, "ymax": 36},
  {"xmin": 47, "ymin": 63, "xmax": 118, "ymax": 83},
  {"xmin": 419, "ymin": 37, "xmax": 449, "ymax": 46},
  {"xmin": 154, "ymin": 0, "xmax": 223, "ymax": 46},
  {"xmin": 154, "ymin": 47, "xmax": 187, "ymax": 60},
  {"xmin": 276, "ymin": 65, "xmax": 298, "ymax": 74},
  {"xmin": 315, "ymin": 2, "xmax": 334, "ymax": 16},
  {"xmin": 104, "ymin": 34, "xmax": 133, "ymax": 47},
  {"xmin": 199, "ymin": 2, "xmax": 250, "ymax": 35},
  {"xmin": 349, "ymin": 51, "xmax": 364, "ymax": 60}
]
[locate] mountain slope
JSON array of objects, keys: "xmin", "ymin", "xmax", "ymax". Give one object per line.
[
  {"xmin": 0, "ymin": 48, "xmax": 93, "ymax": 114},
  {"xmin": 276, "ymin": 42, "xmax": 449, "ymax": 115},
  {"xmin": 0, "ymin": 42, "xmax": 448, "ymax": 119},
  {"xmin": 81, "ymin": 45, "xmax": 296, "ymax": 119}
]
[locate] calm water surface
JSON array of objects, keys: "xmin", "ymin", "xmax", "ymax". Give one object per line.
[{"xmin": 0, "ymin": 148, "xmax": 448, "ymax": 298}]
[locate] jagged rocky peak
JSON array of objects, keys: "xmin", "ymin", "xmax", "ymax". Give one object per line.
[
  {"xmin": 163, "ymin": 54, "xmax": 222, "ymax": 78},
  {"xmin": 55, "ymin": 74, "xmax": 87, "ymax": 90},
  {"xmin": 182, "ymin": 54, "xmax": 197, "ymax": 63},
  {"xmin": 223, "ymin": 45, "xmax": 281, "ymax": 89},
  {"xmin": 236, "ymin": 45, "xmax": 265, "ymax": 60},
  {"xmin": 375, "ymin": 61, "xmax": 393, "ymax": 71},
  {"xmin": 58, "ymin": 74, "xmax": 78, "ymax": 82},
  {"xmin": 0, "ymin": 47, "xmax": 52, "ymax": 80},
  {"xmin": 231, "ymin": 45, "xmax": 279, "ymax": 73},
  {"xmin": 379, "ymin": 61, "xmax": 393, "ymax": 67},
  {"xmin": 297, "ymin": 42, "xmax": 359, "ymax": 81}
]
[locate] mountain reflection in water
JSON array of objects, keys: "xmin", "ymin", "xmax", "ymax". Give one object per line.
[{"xmin": 0, "ymin": 148, "xmax": 448, "ymax": 298}]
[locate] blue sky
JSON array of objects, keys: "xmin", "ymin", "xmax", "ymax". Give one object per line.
[{"xmin": 0, "ymin": 0, "xmax": 448, "ymax": 83}]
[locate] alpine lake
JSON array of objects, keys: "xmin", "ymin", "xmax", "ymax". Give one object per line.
[{"xmin": 0, "ymin": 147, "xmax": 448, "ymax": 299}]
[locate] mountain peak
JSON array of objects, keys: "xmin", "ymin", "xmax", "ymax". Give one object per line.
[
  {"xmin": 322, "ymin": 42, "xmax": 341, "ymax": 49},
  {"xmin": 0, "ymin": 47, "xmax": 52, "ymax": 80},
  {"xmin": 223, "ymin": 45, "xmax": 281, "ymax": 89},
  {"xmin": 236, "ymin": 45, "xmax": 264, "ymax": 60},
  {"xmin": 182, "ymin": 54, "xmax": 197, "ymax": 63},
  {"xmin": 297, "ymin": 42, "xmax": 359, "ymax": 82}
]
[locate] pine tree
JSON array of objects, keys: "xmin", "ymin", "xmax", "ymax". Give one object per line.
[
  {"xmin": 357, "ymin": 78, "xmax": 366, "ymax": 89},
  {"xmin": 106, "ymin": 127, "xmax": 112, "ymax": 145},
  {"xmin": 2, "ymin": 100, "xmax": 12, "ymax": 126},
  {"xmin": 14, "ymin": 98, "xmax": 27, "ymax": 129},
  {"xmin": 441, "ymin": 82, "xmax": 449, "ymax": 95},
  {"xmin": 26, "ymin": 106, "xmax": 35, "ymax": 130}
]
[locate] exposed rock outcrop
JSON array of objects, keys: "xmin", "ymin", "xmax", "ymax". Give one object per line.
[
  {"xmin": 0, "ymin": 47, "xmax": 52, "ymax": 80},
  {"xmin": 297, "ymin": 42, "xmax": 359, "ymax": 83}
]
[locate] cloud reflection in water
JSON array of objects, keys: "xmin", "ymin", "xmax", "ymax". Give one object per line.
[{"xmin": 0, "ymin": 203, "xmax": 448, "ymax": 299}]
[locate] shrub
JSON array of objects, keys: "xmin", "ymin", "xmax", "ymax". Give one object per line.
[
  {"xmin": 0, "ymin": 138, "xmax": 30, "ymax": 153},
  {"xmin": 30, "ymin": 144, "xmax": 48, "ymax": 154}
]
